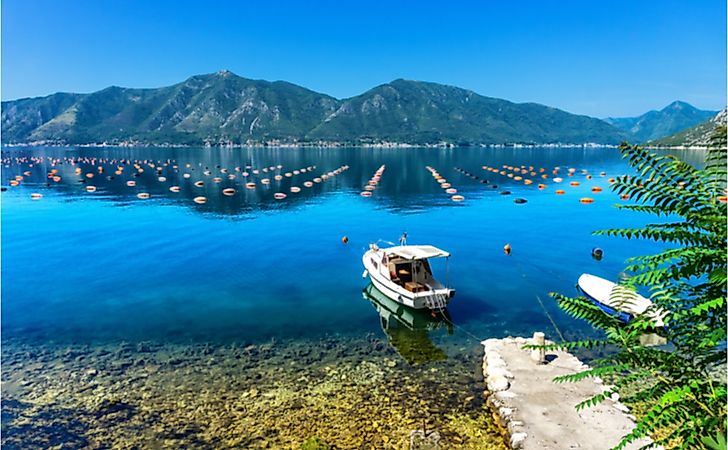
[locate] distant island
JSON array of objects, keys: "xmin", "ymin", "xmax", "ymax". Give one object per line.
[{"xmin": 0, "ymin": 70, "xmax": 719, "ymax": 147}]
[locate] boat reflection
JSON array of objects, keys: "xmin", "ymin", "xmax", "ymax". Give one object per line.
[{"xmin": 362, "ymin": 283, "xmax": 453, "ymax": 365}]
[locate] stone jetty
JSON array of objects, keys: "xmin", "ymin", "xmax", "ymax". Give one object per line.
[{"xmin": 482, "ymin": 333, "xmax": 656, "ymax": 450}]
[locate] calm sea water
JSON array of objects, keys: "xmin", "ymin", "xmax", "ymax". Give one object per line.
[{"xmin": 1, "ymin": 146, "xmax": 700, "ymax": 349}]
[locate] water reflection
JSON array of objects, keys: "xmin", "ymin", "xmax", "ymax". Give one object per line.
[
  {"xmin": 1, "ymin": 145, "xmax": 707, "ymax": 216},
  {"xmin": 362, "ymin": 283, "xmax": 453, "ymax": 365}
]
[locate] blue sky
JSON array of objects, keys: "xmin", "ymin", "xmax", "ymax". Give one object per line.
[{"xmin": 2, "ymin": 0, "xmax": 725, "ymax": 117}]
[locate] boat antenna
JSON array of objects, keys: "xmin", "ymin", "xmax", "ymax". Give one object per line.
[{"xmin": 399, "ymin": 232, "xmax": 407, "ymax": 246}]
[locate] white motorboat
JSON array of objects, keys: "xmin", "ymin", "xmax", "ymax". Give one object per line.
[
  {"xmin": 577, "ymin": 273, "xmax": 667, "ymax": 328},
  {"xmin": 362, "ymin": 242, "xmax": 455, "ymax": 310}
]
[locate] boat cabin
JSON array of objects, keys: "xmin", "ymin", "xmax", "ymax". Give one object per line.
[{"xmin": 379, "ymin": 245, "xmax": 449, "ymax": 293}]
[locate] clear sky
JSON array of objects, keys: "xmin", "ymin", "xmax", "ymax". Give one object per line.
[{"xmin": 1, "ymin": 0, "xmax": 726, "ymax": 117}]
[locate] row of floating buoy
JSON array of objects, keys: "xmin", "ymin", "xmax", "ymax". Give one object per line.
[
  {"xmin": 361, "ymin": 165, "xmax": 385, "ymax": 197},
  {"xmin": 4, "ymin": 155, "xmax": 340, "ymax": 207},
  {"xmin": 425, "ymin": 166, "xmax": 464, "ymax": 201},
  {"xmin": 275, "ymin": 164, "xmax": 349, "ymax": 200},
  {"xmin": 454, "ymin": 167, "xmax": 498, "ymax": 189},
  {"xmin": 478, "ymin": 163, "xmax": 622, "ymax": 204}
]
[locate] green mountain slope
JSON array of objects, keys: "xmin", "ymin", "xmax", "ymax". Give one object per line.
[
  {"xmin": 606, "ymin": 101, "xmax": 717, "ymax": 143},
  {"xmin": 649, "ymin": 108, "xmax": 727, "ymax": 147},
  {"xmin": 2, "ymin": 71, "xmax": 625, "ymax": 145},
  {"xmin": 307, "ymin": 79, "xmax": 623, "ymax": 144}
]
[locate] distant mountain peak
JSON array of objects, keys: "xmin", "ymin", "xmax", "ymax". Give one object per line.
[
  {"xmin": 606, "ymin": 101, "xmax": 718, "ymax": 143},
  {"xmin": 664, "ymin": 100, "xmax": 692, "ymax": 111}
]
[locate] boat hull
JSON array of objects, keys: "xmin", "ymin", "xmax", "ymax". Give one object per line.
[
  {"xmin": 577, "ymin": 273, "xmax": 665, "ymax": 327},
  {"xmin": 362, "ymin": 249, "xmax": 453, "ymax": 310}
]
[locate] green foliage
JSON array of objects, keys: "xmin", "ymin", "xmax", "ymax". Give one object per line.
[
  {"xmin": 701, "ymin": 423, "xmax": 727, "ymax": 450},
  {"xmin": 549, "ymin": 125, "xmax": 727, "ymax": 449}
]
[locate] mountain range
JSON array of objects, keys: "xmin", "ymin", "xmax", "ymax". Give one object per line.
[
  {"xmin": 605, "ymin": 101, "xmax": 717, "ymax": 143},
  {"xmin": 0, "ymin": 70, "xmax": 719, "ymax": 146},
  {"xmin": 650, "ymin": 108, "xmax": 727, "ymax": 147}
]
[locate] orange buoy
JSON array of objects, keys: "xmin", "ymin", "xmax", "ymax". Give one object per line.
[
  {"xmin": 274, "ymin": 192, "xmax": 287, "ymax": 200},
  {"xmin": 303, "ymin": 181, "xmax": 314, "ymax": 188},
  {"xmin": 290, "ymin": 186, "xmax": 301, "ymax": 193},
  {"xmin": 580, "ymin": 197, "xmax": 594, "ymax": 204},
  {"xmin": 246, "ymin": 182, "xmax": 256, "ymax": 189},
  {"xmin": 607, "ymin": 178, "xmax": 616, "ymax": 183},
  {"xmin": 53, "ymin": 176, "xmax": 62, "ymax": 182},
  {"xmin": 441, "ymin": 183, "xmax": 451, "ymax": 189},
  {"xmin": 85, "ymin": 185, "xmax": 97, "ymax": 192},
  {"xmin": 194, "ymin": 181, "xmax": 205, "ymax": 187},
  {"xmin": 86, "ymin": 173, "xmax": 94, "ymax": 178},
  {"xmin": 222, "ymin": 188, "xmax": 236, "ymax": 196},
  {"xmin": 514, "ymin": 176, "xmax": 522, "ymax": 181},
  {"xmin": 341, "ymin": 236, "xmax": 349, "ymax": 244},
  {"xmin": 9, "ymin": 180, "xmax": 19, "ymax": 187},
  {"xmin": 137, "ymin": 192, "xmax": 150, "ymax": 199},
  {"xmin": 718, "ymin": 196, "xmax": 728, "ymax": 203},
  {"xmin": 193, "ymin": 196, "xmax": 207, "ymax": 204},
  {"xmin": 620, "ymin": 194, "xmax": 630, "ymax": 200},
  {"xmin": 555, "ymin": 189, "xmax": 566, "ymax": 195},
  {"xmin": 274, "ymin": 175, "xmax": 283, "ymax": 181},
  {"xmin": 537, "ymin": 184, "xmax": 546, "ymax": 189},
  {"xmin": 586, "ymin": 175, "xmax": 592, "ymax": 180},
  {"xmin": 169, "ymin": 186, "xmax": 181, "ymax": 193},
  {"xmin": 503, "ymin": 243, "xmax": 511, "ymax": 256},
  {"xmin": 524, "ymin": 179, "xmax": 533, "ymax": 185},
  {"xmin": 360, "ymin": 191, "xmax": 372, "ymax": 197},
  {"xmin": 451, "ymin": 195, "xmax": 465, "ymax": 202},
  {"xmin": 30, "ymin": 193, "xmax": 43, "ymax": 200},
  {"xmin": 591, "ymin": 186, "xmax": 603, "ymax": 193}
]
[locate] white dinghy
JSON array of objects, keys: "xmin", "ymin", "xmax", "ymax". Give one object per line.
[
  {"xmin": 362, "ymin": 239, "xmax": 455, "ymax": 310},
  {"xmin": 577, "ymin": 273, "xmax": 667, "ymax": 328}
]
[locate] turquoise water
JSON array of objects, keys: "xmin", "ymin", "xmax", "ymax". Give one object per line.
[
  {"xmin": 3, "ymin": 145, "xmax": 704, "ymax": 448},
  {"xmin": 2, "ymin": 146, "xmax": 696, "ymax": 347}
]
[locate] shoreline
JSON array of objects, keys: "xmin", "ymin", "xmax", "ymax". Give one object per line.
[
  {"xmin": 2, "ymin": 142, "xmax": 622, "ymax": 150},
  {"xmin": 1, "ymin": 334, "xmax": 510, "ymax": 449}
]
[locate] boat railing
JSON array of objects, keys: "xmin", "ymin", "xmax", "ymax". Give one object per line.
[{"xmin": 424, "ymin": 292, "xmax": 448, "ymax": 310}]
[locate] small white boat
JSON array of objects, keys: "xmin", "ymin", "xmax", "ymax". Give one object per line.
[
  {"xmin": 577, "ymin": 273, "xmax": 666, "ymax": 328},
  {"xmin": 362, "ymin": 242, "xmax": 455, "ymax": 309}
]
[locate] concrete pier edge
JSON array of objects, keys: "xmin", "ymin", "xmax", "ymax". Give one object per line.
[{"xmin": 481, "ymin": 334, "xmax": 657, "ymax": 450}]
